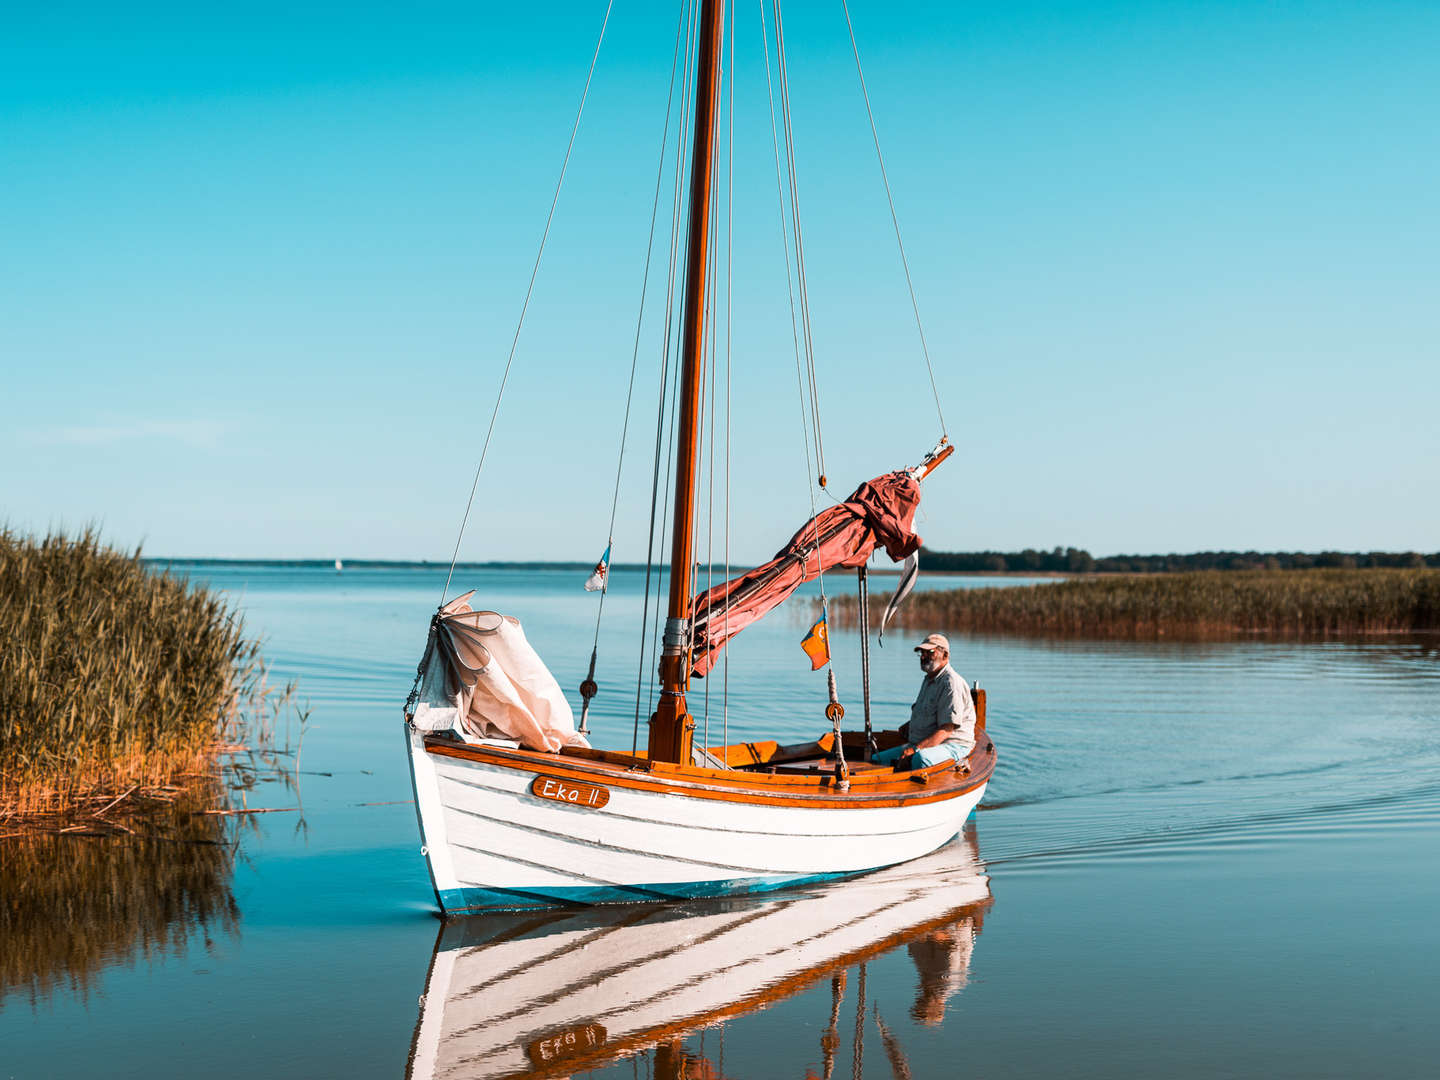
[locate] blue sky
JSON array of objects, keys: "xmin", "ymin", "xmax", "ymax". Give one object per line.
[{"xmin": 3, "ymin": 1, "xmax": 1436, "ymax": 562}]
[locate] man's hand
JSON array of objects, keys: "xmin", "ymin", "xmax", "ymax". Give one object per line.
[{"xmin": 900, "ymin": 745, "xmax": 916, "ymax": 759}]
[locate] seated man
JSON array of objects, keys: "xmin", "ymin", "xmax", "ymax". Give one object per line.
[{"xmin": 873, "ymin": 634, "xmax": 976, "ymax": 771}]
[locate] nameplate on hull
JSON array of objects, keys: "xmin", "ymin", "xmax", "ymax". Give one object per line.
[
  {"xmin": 530, "ymin": 774, "xmax": 611, "ymax": 809},
  {"xmin": 525, "ymin": 1023, "xmax": 608, "ymax": 1066}
]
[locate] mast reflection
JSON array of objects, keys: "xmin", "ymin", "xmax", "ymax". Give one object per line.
[{"xmin": 407, "ymin": 828, "xmax": 992, "ymax": 1079}]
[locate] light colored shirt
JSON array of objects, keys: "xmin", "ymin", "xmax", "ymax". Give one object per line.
[{"xmin": 909, "ymin": 664, "xmax": 976, "ymax": 753}]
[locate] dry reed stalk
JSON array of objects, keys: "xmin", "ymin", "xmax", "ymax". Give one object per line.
[{"xmin": 1, "ymin": 528, "xmax": 284, "ymax": 824}]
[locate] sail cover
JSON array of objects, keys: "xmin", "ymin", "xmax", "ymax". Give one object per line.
[
  {"xmin": 690, "ymin": 470, "xmax": 923, "ymax": 677},
  {"xmin": 411, "ymin": 592, "xmax": 589, "ymax": 752}
]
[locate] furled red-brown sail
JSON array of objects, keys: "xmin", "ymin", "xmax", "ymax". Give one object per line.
[{"xmin": 690, "ymin": 470, "xmax": 922, "ymax": 676}]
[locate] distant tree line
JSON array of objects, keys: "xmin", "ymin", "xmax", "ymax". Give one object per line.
[
  {"xmin": 829, "ymin": 567, "xmax": 1440, "ymax": 637},
  {"xmin": 919, "ymin": 546, "xmax": 1440, "ymax": 574}
]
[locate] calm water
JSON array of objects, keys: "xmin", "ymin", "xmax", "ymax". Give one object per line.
[{"xmin": 4, "ymin": 565, "xmax": 1439, "ymax": 1078}]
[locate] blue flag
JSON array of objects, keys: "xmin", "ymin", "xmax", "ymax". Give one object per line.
[{"xmin": 584, "ymin": 545, "xmax": 611, "ymax": 593}]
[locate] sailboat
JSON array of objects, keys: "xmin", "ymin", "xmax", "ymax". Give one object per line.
[
  {"xmin": 403, "ymin": 0, "xmax": 995, "ymax": 914},
  {"xmin": 406, "ymin": 833, "xmax": 992, "ymax": 1080}
]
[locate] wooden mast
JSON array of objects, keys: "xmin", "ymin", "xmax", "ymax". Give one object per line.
[{"xmin": 649, "ymin": 0, "xmax": 726, "ymax": 765}]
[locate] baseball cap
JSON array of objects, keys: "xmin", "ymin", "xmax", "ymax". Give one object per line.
[{"xmin": 913, "ymin": 633, "xmax": 950, "ymax": 653}]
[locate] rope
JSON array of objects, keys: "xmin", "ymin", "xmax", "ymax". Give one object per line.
[
  {"xmin": 857, "ymin": 566, "xmax": 873, "ymax": 758},
  {"xmin": 582, "ymin": 1, "xmax": 689, "ymax": 741},
  {"xmin": 761, "ymin": 0, "xmax": 828, "ymax": 618},
  {"xmin": 840, "ymin": 0, "xmax": 947, "ymax": 438},
  {"xmin": 773, "ymin": 0, "xmax": 827, "ymax": 485},
  {"xmin": 698, "ymin": 19, "xmax": 731, "ymax": 755},
  {"xmin": 701, "ymin": 142, "xmax": 720, "ymax": 751},
  {"xmin": 759, "ymin": 1, "xmax": 815, "ymax": 502},
  {"xmin": 702, "ymin": 106, "xmax": 722, "ymax": 753},
  {"xmin": 635, "ymin": 0, "xmax": 701, "ymax": 756},
  {"xmin": 648, "ymin": 325, "xmax": 682, "ymax": 717},
  {"xmin": 852, "ymin": 962, "xmax": 867, "ymax": 1080},
  {"xmin": 694, "ymin": 12, "xmax": 734, "ymax": 750},
  {"xmin": 589, "ymin": 0, "xmax": 688, "ymax": 655},
  {"xmin": 721, "ymin": 0, "xmax": 734, "ymax": 761},
  {"xmin": 440, "ymin": 0, "xmax": 617, "ymax": 605}
]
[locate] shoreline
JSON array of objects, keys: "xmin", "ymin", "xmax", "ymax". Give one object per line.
[{"xmin": 826, "ymin": 568, "xmax": 1440, "ymax": 639}]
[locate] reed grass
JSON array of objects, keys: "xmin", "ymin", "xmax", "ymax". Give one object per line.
[
  {"xmin": 829, "ymin": 569, "xmax": 1440, "ymax": 638},
  {"xmin": 0, "ymin": 527, "xmax": 266, "ymax": 817}
]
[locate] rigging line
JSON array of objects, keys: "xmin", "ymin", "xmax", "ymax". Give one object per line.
[
  {"xmin": 758, "ymin": 0, "xmax": 815, "ymax": 501},
  {"xmin": 440, "ymin": 0, "xmax": 617, "ymax": 605},
  {"xmin": 635, "ymin": 326, "xmax": 672, "ymax": 755},
  {"xmin": 695, "ymin": 64, "xmax": 724, "ymax": 614},
  {"xmin": 701, "ymin": 50, "xmax": 726, "ymax": 750},
  {"xmin": 636, "ymin": 0, "xmax": 700, "ymax": 755},
  {"xmin": 840, "ymin": 0, "xmax": 948, "ymax": 437},
  {"xmin": 763, "ymin": 0, "xmax": 826, "ymax": 607},
  {"xmin": 591, "ymin": 0, "xmax": 690, "ymax": 655},
  {"xmin": 701, "ymin": 194, "xmax": 714, "ymax": 746},
  {"xmin": 693, "ymin": 204, "xmax": 715, "ymax": 621},
  {"xmin": 633, "ymin": 357, "xmax": 668, "ymax": 755},
  {"xmin": 852, "ymin": 961, "xmax": 867, "ymax": 1080},
  {"xmin": 691, "ymin": 0, "xmax": 727, "ymax": 625},
  {"xmin": 773, "ymin": 0, "xmax": 827, "ymax": 486},
  {"xmin": 773, "ymin": 0, "xmax": 824, "ymax": 490},
  {"xmin": 722, "ymin": 0, "xmax": 734, "ymax": 755},
  {"xmin": 648, "ymin": 0, "xmax": 701, "ymax": 716},
  {"xmin": 648, "ymin": 329, "xmax": 683, "ymax": 718}
]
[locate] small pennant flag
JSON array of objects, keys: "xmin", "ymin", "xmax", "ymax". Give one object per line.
[
  {"xmin": 800, "ymin": 610, "xmax": 830, "ymax": 670},
  {"xmin": 584, "ymin": 545, "xmax": 611, "ymax": 593}
]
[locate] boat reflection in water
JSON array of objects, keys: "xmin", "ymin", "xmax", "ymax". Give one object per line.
[{"xmin": 407, "ymin": 829, "xmax": 992, "ymax": 1079}]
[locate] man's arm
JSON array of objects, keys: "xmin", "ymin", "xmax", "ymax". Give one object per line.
[
  {"xmin": 913, "ymin": 722, "xmax": 960, "ymax": 751},
  {"xmin": 900, "ymin": 677, "xmax": 961, "ymax": 756},
  {"xmin": 940, "ymin": 672, "xmax": 976, "ymax": 747}
]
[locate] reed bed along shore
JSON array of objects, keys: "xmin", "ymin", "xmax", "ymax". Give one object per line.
[
  {"xmin": 828, "ymin": 569, "xmax": 1440, "ymax": 638},
  {"xmin": 1, "ymin": 528, "xmax": 270, "ymax": 821}
]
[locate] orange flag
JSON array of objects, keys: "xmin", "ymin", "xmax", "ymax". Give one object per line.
[{"xmin": 800, "ymin": 611, "xmax": 830, "ymax": 670}]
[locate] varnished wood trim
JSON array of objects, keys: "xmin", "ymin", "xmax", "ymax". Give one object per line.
[{"xmin": 424, "ymin": 737, "xmax": 995, "ymax": 810}]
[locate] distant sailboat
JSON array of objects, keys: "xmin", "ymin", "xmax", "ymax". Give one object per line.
[{"xmin": 335, "ymin": 559, "xmax": 344, "ymax": 574}]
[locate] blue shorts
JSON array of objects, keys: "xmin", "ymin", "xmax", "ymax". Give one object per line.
[{"xmin": 872, "ymin": 740, "xmax": 968, "ymax": 770}]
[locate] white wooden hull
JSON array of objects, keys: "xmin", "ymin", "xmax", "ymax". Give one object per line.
[
  {"xmin": 407, "ymin": 834, "xmax": 991, "ymax": 1079},
  {"xmin": 406, "ymin": 725, "xmax": 988, "ymax": 913}
]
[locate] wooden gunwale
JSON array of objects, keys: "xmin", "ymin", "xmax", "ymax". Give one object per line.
[{"xmin": 424, "ymin": 736, "xmax": 994, "ymax": 810}]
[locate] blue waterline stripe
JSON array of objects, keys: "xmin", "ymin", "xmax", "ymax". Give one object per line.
[{"xmin": 439, "ymin": 869, "xmax": 862, "ymax": 914}]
